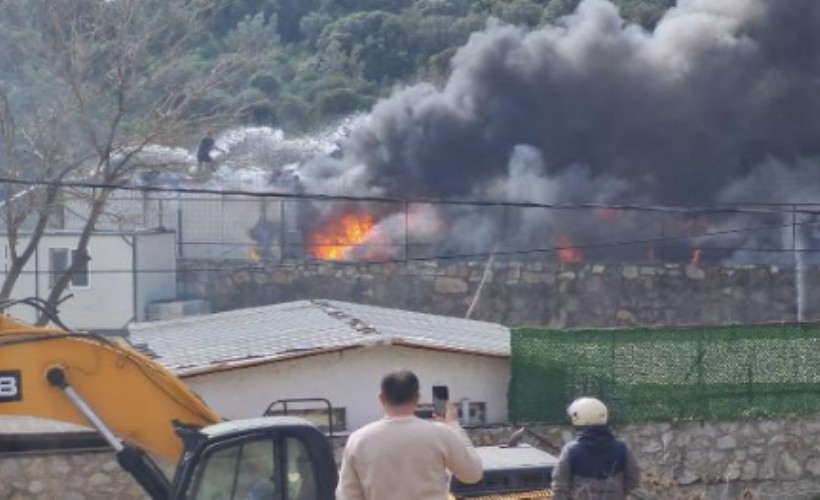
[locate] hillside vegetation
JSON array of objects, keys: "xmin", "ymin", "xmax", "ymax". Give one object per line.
[{"xmin": 201, "ymin": 0, "xmax": 674, "ymax": 131}]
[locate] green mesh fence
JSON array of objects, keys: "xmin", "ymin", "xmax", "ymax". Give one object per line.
[{"xmin": 510, "ymin": 324, "xmax": 820, "ymax": 424}]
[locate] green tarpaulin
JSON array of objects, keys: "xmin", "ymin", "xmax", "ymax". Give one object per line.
[{"xmin": 510, "ymin": 324, "xmax": 820, "ymax": 423}]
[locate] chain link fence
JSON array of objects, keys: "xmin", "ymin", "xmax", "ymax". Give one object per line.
[
  {"xmin": 510, "ymin": 324, "xmax": 820, "ymax": 424},
  {"xmin": 64, "ymin": 188, "xmax": 820, "ymax": 266},
  {"xmin": 69, "ymin": 189, "xmax": 302, "ymax": 260}
]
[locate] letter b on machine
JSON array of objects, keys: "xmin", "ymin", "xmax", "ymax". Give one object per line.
[{"xmin": 0, "ymin": 370, "xmax": 22, "ymax": 402}]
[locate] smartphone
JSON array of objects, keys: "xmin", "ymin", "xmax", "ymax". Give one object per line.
[{"xmin": 432, "ymin": 385, "xmax": 449, "ymax": 417}]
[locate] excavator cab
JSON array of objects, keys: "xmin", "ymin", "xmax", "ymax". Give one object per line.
[{"xmin": 171, "ymin": 417, "xmax": 337, "ymax": 500}]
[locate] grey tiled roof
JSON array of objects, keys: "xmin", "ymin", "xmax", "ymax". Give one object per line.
[{"xmin": 128, "ymin": 300, "xmax": 510, "ymax": 375}]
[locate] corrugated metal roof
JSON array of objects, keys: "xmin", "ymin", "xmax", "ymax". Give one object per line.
[
  {"xmin": 321, "ymin": 301, "xmax": 508, "ymax": 355},
  {"xmin": 128, "ymin": 300, "xmax": 510, "ymax": 375}
]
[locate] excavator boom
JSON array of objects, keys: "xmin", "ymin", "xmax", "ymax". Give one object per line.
[{"xmin": 0, "ymin": 314, "xmax": 220, "ymax": 463}]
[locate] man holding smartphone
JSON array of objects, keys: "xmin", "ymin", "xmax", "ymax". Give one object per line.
[{"xmin": 336, "ymin": 370, "xmax": 483, "ymax": 500}]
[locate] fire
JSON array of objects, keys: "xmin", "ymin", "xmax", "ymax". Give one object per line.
[
  {"xmin": 310, "ymin": 213, "xmax": 379, "ymax": 261},
  {"xmin": 558, "ymin": 235, "xmax": 584, "ymax": 264}
]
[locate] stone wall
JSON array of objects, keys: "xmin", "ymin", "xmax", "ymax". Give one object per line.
[
  {"xmin": 179, "ymin": 260, "xmax": 817, "ymax": 326},
  {"xmin": 465, "ymin": 418, "xmax": 820, "ymax": 500},
  {"xmin": 7, "ymin": 417, "xmax": 820, "ymax": 499},
  {"xmin": 0, "ymin": 451, "xmax": 148, "ymax": 500}
]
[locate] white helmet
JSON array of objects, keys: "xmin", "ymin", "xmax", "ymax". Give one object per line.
[{"xmin": 567, "ymin": 397, "xmax": 608, "ymax": 426}]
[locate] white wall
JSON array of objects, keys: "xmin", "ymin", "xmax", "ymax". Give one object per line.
[
  {"xmin": 135, "ymin": 232, "xmax": 177, "ymax": 321},
  {"xmin": 0, "ymin": 231, "xmax": 176, "ymax": 330},
  {"xmin": 184, "ymin": 345, "xmax": 510, "ymax": 430},
  {"xmin": 0, "ymin": 233, "xmax": 135, "ymax": 328},
  {"xmin": 0, "ymin": 240, "xmax": 38, "ymax": 322},
  {"xmin": 64, "ymin": 189, "xmax": 163, "ymax": 232},
  {"xmin": 64, "ymin": 190, "xmax": 286, "ymax": 260},
  {"xmin": 178, "ymin": 196, "xmax": 280, "ymax": 259}
]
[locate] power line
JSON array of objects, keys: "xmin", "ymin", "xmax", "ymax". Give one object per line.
[
  {"xmin": 0, "ymin": 176, "xmax": 812, "ymax": 215},
  {"xmin": 1, "ymin": 219, "xmax": 815, "ymax": 276}
]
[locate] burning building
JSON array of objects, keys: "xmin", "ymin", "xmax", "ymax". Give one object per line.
[{"xmin": 258, "ymin": 0, "xmax": 820, "ymax": 266}]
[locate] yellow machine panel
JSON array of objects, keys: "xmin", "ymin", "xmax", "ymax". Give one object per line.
[{"xmin": 0, "ymin": 315, "xmax": 219, "ymax": 462}]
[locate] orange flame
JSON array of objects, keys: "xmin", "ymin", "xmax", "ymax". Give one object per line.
[
  {"xmin": 310, "ymin": 213, "xmax": 378, "ymax": 261},
  {"xmin": 558, "ymin": 235, "xmax": 584, "ymax": 264}
]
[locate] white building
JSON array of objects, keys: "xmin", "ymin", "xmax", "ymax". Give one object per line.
[
  {"xmin": 0, "ymin": 230, "xmax": 177, "ymax": 331},
  {"xmin": 66, "ymin": 187, "xmax": 296, "ymax": 261},
  {"xmin": 129, "ymin": 300, "xmax": 511, "ymax": 431}
]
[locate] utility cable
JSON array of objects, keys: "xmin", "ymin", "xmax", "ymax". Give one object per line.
[
  {"xmin": 0, "ymin": 218, "xmax": 814, "ymax": 276},
  {"xmin": 0, "ymin": 176, "xmax": 814, "ymax": 215}
]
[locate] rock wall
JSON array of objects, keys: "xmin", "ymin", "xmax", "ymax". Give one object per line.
[
  {"xmin": 0, "ymin": 451, "xmax": 149, "ymax": 500},
  {"xmin": 179, "ymin": 260, "xmax": 816, "ymax": 327},
  {"xmin": 465, "ymin": 418, "xmax": 820, "ymax": 500},
  {"xmin": 7, "ymin": 417, "xmax": 820, "ymax": 499}
]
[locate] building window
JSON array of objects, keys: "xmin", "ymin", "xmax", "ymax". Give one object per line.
[
  {"xmin": 49, "ymin": 248, "xmax": 89, "ymax": 288},
  {"xmin": 458, "ymin": 402, "xmax": 487, "ymax": 426}
]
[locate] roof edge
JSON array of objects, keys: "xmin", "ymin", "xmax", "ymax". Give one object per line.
[
  {"xmin": 390, "ymin": 339, "xmax": 508, "ymax": 359},
  {"xmin": 177, "ymin": 345, "xmax": 360, "ymax": 378},
  {"xmin": 177, "ymin": 341, "xmax": 507, "ymax": 378}
]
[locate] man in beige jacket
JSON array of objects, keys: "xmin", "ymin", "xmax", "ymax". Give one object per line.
[{"xmin": 336, "ymin": 370, "xmax": 483, "ymax": 500}]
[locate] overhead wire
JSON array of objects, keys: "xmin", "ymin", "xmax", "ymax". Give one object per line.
[
  {"xmin": 0, "ymin": 218, "xmax": 815, "ymax": 276},
  {"xmin": 1, "ymin": 176, "xmax": 817, "ymax": 215},
  {"xmin": 0, "ymin": 176, "xmax": 818, "ymax": 280}
]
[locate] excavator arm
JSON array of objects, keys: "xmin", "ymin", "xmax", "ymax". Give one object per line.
[
  {"xmin": 0, "ymin": 314, "xmax": 220, "ymax": 462},
  {"xmin": 0, "ymin": 314, "xmax": 340, "ymax": 500}
]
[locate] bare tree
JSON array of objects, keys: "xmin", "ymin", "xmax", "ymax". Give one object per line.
[{"xmin": 0, "ymin": 0, "xmax": 258, "ymax": 325}]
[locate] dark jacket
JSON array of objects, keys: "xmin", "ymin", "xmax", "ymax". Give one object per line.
[
  {"xmin": 551, "ymin": 426, "xmax": 640, "ymax": 500},
  {"xmin": 197, "ymin": 137, "xmax": 216, "ymax": 164}
]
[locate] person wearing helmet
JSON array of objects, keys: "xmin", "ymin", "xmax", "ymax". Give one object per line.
[{"xmin": 551, "ymin": 397, "xmax": 640, "ymax": 500}]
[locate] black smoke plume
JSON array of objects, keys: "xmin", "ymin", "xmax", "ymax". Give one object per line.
[{"xmin": 297, "ymin": 0, "xmax": 820, "ymax": 261}]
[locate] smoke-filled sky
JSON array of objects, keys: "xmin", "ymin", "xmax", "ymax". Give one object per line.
[
  {"xmin": 293, "ymin": 0, "xmax": 820, "ymax": 260},
  {"xmin": 302, "ymin": 0, "xmax": 820, "ymax": 207}
]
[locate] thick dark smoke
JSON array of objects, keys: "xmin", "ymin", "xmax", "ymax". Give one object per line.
[{"xmin": 297, "ymin": 0, "xmax": 820, "ymax": 260}]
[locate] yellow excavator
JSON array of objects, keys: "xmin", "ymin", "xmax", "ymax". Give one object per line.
[
  {"xmin": 0, "ymin": 311, "xmax": 553, "ymax": 500},
  {"xmin": 0, "ymin": 312, "xmax": 339, "ymax": 499}
]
